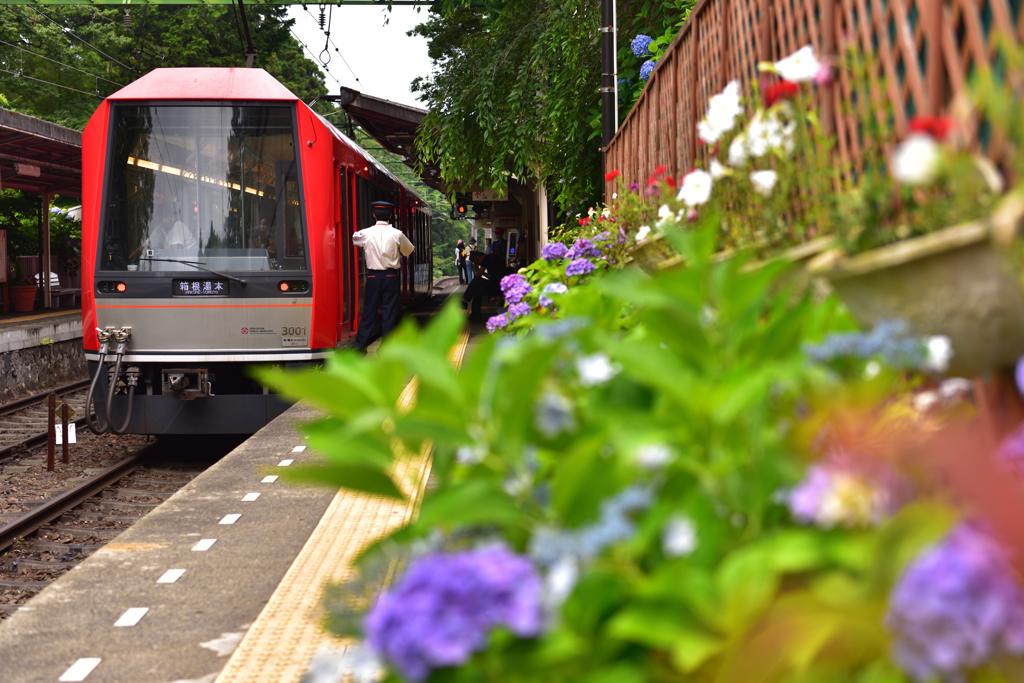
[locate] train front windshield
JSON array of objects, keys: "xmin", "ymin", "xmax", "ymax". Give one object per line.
[{"xmin": 100, "ymin": 105, "xmax": 307, "ymax": 273}]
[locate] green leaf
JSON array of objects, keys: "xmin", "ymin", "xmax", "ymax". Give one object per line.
[
  {"xmin": 415, "ymin": 480, "xmax": 525, "ymax": 529},
  {"xmin": 715, "ymin": 545, "xmax": 780, "ymax": 633},
  {"xmin": 279, "ymin": 463, "xmax": 405, "ymax": 501},
  {"xmin": 767, "ymin": 529, "xmax": 828, "ymax": 573}
]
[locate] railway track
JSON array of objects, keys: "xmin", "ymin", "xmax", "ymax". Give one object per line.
[{"xmin": 0, "ymin": 379, "xmax": 91, "ymax": 462}]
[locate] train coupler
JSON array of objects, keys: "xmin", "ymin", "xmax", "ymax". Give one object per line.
[{"xmin": 161, "ymin": 369, "xmax": 212, "ymax": 400}]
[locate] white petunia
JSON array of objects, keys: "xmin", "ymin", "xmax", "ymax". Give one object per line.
[
  {"xmin": 576, "ymin": 353, "xmax": 620, "ymax": 386},
  {"xmin": 635, "ymin": 225, "xmax": 651, "ymax": 242},
  {"xmin": 657, "ymin": 204, "xmax": 673, "ymax": 225},
  {"xmin": 774, "ymin": 45, "xmax": 823, "ymax": 83},
  {"xmin": 747, "ymin": 113, "xmax": 785, "ymax": 158},
  {"xmin": 750, "ymin": 170, "xmax": 778, "ymax": 197},
  {"xmin": 697, "ymin": 80, "xmax": 743, "ymax": 144},
  {"xmin": 662, "ymin": 514, "xmax": 698, "ymax": 557},
  {"xmin": 728, "ymin": 134, "xmax": 748, "ymax": 167},
  {"xmin": 677, "ymin": 169, "xmax": 713, "ymax": 207},
  {"xmin": 921, "ymin": 335, "xmax": 953, "ymax": 374},
  {"xmin": 634, "ymin": 443, "xmax": 673, "ymax": 469},
  {"xmin": 709, "ymin": 158, "xmax": 729, "ymax": 179},
  {"xmin": 892, "ymin": 134, "xmax": 942, "ymax": 186}
]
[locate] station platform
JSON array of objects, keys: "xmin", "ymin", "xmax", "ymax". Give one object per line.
[
  {"xmin": 0, "ymin": 307, "xmax": 86, "ymax": 402},
  {"xmin": 0, "ymin": 288, "xmax": 477, "ymax": 682},
  {"xmin": 0, "ymin": 307, "xmax": 83, "ymax": 353}
]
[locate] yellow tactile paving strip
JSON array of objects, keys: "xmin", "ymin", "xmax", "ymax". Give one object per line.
[{"xmin": 214, "ymin": 329, "xmax": 471, "ymax": 683}]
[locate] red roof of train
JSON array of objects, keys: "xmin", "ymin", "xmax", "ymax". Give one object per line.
[{"xmin": 107, "ymin": 68, "xmax": 299, "ymax": 101}]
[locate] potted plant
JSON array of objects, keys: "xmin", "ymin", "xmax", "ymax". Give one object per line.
[{"xmin": 8, "ymin": 258, "xmax": 37, "ymax": 313}]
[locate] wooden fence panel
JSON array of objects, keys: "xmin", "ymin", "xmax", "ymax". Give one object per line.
[{"xmin": 604, "ymin": 0, "xmax": 1023, "ymax": 195}]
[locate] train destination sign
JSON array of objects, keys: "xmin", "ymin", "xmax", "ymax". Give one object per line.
[{"xmin": 172, "ymin": 279, "xmax": 230, "ymax": 296}]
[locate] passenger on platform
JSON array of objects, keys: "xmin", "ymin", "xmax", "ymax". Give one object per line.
[
  {"xmin": 484, "ymin": 237, "xmax": 493, "ymax": 255},
  {"xmin": 491, "ymin": 228, "xmax": 507, "ymax": 265},
  {"xmin": 511, "ymin": 235, "xmax": 531, "ymax": 269},
  {"xmin": 461, "ymin": 250, "xmax": 509, "ymax": 322},
  {"xmin": 466, "ymin": 238, "xmax": 476, "ymax": 285},
  {"xmin": 456, "ymin": 239, "xmax": 467, "ymax": 285},
  {"xmin": 352, "ymin": 201, "xmax": 414, "ymax": 353}
]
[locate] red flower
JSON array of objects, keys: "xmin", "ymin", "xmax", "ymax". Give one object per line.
[
  {"xmin": 910, "ymin": 115, "xmax": 953, "ymax": 141},
  {"xmin": 764, "ymin": 80, "xmax": 800, "ymax": 108},
  {"xmin": 654, "ymin": 164, "xmax": 667, "ymax": 176},
  {"xmin": 665, "ymin": 175, "xmax": 677, "ymax": 188},
  {"xmin": 578, "ymin": 217, "xmax": 591, "ymax": 226},
  {"xmin": 647, "ymin": 174, "xmax": 659, "ymax": 186},
  {"xmin": 605, "ymin": 169, "xmax": 621, "ymax": 181}
]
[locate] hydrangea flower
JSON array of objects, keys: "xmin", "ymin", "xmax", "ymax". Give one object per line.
[
  {"xmin": 886, "ymin": 524, "xmax": 1024, "ymax": 681},
  {"xmin": 697, "ymin": 80, "xmax": 743, "ymax": 144},
  {"xmin": 576, "ymin": 353, "xmax": 619, "ymax": 386},
  {"xmin": 534, "ymin": 391, "xmax": 576, "ymax": 438},
  {"xmin": 538, "ymin": 282, "xmax": 568, "ymax": 308},
  {"xmin": 367, "ymin": 546, "xmax": 544, "ymax": 682},
  {"xmin": 631, "ymin": 34, "xmax": 653, "ymax": 58},
  {"xmin": 662, "ymin": 514, "xmax": 698, "ymax": 557},
  {"xmin": 500, "ymin": 273, "xmax": 531, "ymax": 304},
  {"xmin": 542, "ymin": 242, "xmax": 569, "ymax": 261},
  {"xmin": 997, "ymin": 424, "xmax": 1024, "ymax": 475},
  {"xmin": 567, "ymin": 237, "xmax": 601, "ymax": 259},
  {"xmin": 787, "ymin": 462, "xmax": 891, "ymax": 528},
  {"xmin": 677, "ymin": 169, "xmax": 713, "ymax": 207},
  {"xmin": 772, "ymin": 45, "xmax": 824, "ymax": 83},
  {"xmin": 486, "ymin": 313, "xmax": 511, "ymax": 333},
  {"xmin": 750, "ymin": 169, "xmax": 778, "ymax": 197},
  {"xmin": 566, "ymin": 258, "xmax": 596, "ymax": 277},
  {"xmin": 892, "ymin": 134, "xmax": 941, "ymax": 186},
  {"xmin": 640, "ymin": 59, "xmax": 657, "ymax": 81},
  {"xmin": 802, "ymin": 320, "xmax": 928, "ymax": 369},
  {"xmin": 508, "ymin": 302, "xmax": 531, "ymax": 318}
]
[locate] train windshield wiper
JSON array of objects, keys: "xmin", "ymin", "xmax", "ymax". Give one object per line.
[{"xmin": 138, "ymin": 258, "xmax": 247, "ymax": 285}]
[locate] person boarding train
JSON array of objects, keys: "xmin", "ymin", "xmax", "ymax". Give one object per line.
[{"xmin": 352, "ymin": 201, "xmax": 415, "ymax": 353}]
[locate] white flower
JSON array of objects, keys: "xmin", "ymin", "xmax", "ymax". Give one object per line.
[
  {"xmin": 677, "ymin": 169, "xmax": 713, "ymax": 207},
  {"xmin": 612, "ymin": 192, "xmax": 618, "ymax": 200},
  {"xmin": 635, "ymin": 225, "xmax": 651, "ymax": 241},
  {"xmin": 750, "ymin": 170, "xmax": 778, "ymax": 197},
  {"xmin": 544, "ymin": 556, "xmax": 579, "ymax": 608},
  {"xmin": 697, "ymin": 80, "xmax": 743, "ymax": 144},
  {"xmin": 634, "ymin": 444, "xmax": 673, "ymax": 469},
  {"xmin": 774, "ymin": 45, "xmax": 823, "ymax": 83},
  {"xmin": 602, "ymin": 208, "xmax": 611, "ymax": 219},
  {"xmin": 657, "ymin": 204, "xmax": 673, "ymax": 225},
  {"xmin": 921, "ymin": 335, "xmax": 953, "ymax": 374},
  {"xmin": 576, "ymin": 353, "xmax": 619, "ymax": 386},
  {"xmin": 937, "ymin": 377, "xmax": 972, "ymax": 400},
  {"xmin": 456, "ymin": 445, "xmax": 487, "ymax": 465},
  {"xmin": 863, "ymin": 360, "xmax": 882, "ymax": 380},
  {"xmin": 747, "ymin": 113, "xmax": 785, "ymax": 157},
  {"xmin": 662, "ymin": 514, "xmax": 698, "ymax": 557},
  {"xmin": 709, "ymin": 158, "xmax": 729, "ymax": 179},
  {"xmin": 892, "ymin": 134, "xmax": 941, "ymax": 186},
  {"xmin": 727, "ymin": 134, "xmax": 748, "ymax": 167}
]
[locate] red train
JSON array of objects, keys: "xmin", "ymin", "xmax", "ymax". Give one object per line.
[{"xmin": 80, "ymin": 68, "xmax": 432, "ymax": 434}]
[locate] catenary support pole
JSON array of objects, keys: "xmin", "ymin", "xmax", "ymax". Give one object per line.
[{"xmin": 600, "ymin": 0, "xmax": 616, "ymax": 201}]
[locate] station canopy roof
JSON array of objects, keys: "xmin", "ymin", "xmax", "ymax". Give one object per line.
[{"xmin": 0, "ymin": 108, "xmax": 82, "ymax": 196}]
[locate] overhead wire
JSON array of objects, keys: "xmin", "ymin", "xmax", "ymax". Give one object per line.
[
  {"xmin": 301, "ymin": 3, "xmax": 362, "ymax": 90},
  {"xmin": 0, "ymin": 38, "xmax": 125, "ymax": 88},
  {"xmin": 24, "ymin": 6, "xmax": 139, "ymax": 74},
  {"xmin": 0, "ymin": 66, "xmax": 105, "ymax": 99}
]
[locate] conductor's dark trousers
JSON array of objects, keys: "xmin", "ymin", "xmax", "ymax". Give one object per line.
[{"xmin": 355, "ymin": 268, "xmax": 401, "ymax": 350}]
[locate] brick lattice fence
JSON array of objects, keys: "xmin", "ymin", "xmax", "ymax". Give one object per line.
[{"xmin": 605, "ymin": 0, "xmax": 1024, "ymax": 191}]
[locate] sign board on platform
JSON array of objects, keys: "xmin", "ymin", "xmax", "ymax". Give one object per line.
[
  {"xmin": 0, "ymin": 230, "xmax": 6, "ymax": 284},
  {"xmin": 471, "ymin": 188, "xmax": 507, "ymax": 202},
  {"xmin": 494, "ymin": 216, "xmax": 520, "ymax": 228},
  {"xmin": 56, "ymin": 423, "xmax": 77, "ymax": 445}
]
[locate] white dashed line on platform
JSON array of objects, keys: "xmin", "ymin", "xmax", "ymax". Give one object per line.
[
  {"xmin": 278, "ymin": 459, "xmax": 293, "ymax": 466},
  {"xmin": 219, "ymin": 514, "xmax": 241, "ymax": 525},
  {"xmin": 242, "ymin": 492, "xmax": 261, "ymax": 502},
  {"xmin": 114, "ymin": 607, "xmax": 149, "ymax": 627},
  {"xmin": 292, "ymin": 445, "xmax": 306, "ymax": 452},
  {"xmin": 192, "ymin": 539, "xmax": 217, "ymax": 551},
  {"xmin": 157, "ymin": 569, "xmax": 186, "ymax": 584},
  {"xmin": 261, "ymin": 475, "xmax": 278, "ymax": 483},
  {"xmin": 58, "ymin": 658, "xmax": 101, "ymax": 682}
]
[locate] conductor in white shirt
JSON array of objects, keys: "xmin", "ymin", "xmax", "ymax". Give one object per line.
[{"xmin": 352, "ymin": 201, "xmax": 414, "ymax": 352}]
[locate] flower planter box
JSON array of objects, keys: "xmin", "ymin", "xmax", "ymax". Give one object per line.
[
  {"xmin": 9, "ymin": 284, "xmax": 38, "ymax": 313},
  {"xmin": 807, "ymin": 195, "xmax": 1024, "ymax": 377}
]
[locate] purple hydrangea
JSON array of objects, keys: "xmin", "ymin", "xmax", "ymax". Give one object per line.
[
  {"xmin": 565, "ymin": 258, "xmax": 596, "ymax": 278},
  {"xmin": 500, "ymin": 273, "xmax": 531, "ymax": 304},
  {"xmin": 539, "ymin": 282, "xmax": 568, "ymax": 308},
  {"xmin": 631, "ymin": 34, "xmax": 653, "ymax": 58},
  {"xmin": 367, "ymin": 546, "xmax": 543, "ymax": 682},
  {"xmin": 640, "ymin": 59, "xmax": 657, "ymax": 82},
  {"xmin": 486, "ymin": 313, "xmax": 510, "ymax": 333},
  {"xmin": 567, "ymin": 237, "xmax": 602, "ymax": 260},
  {"xmin": 787, "ymin": 461, "xmax": 897, "ymax": 529},
  {"xmin": 541, "ymin": 242, "xmax": 569, "ymax": 261},
  {"xmin": 508, "ymin": 302, "xmax": 531, "ymax": 318},
  {"xmin": 998, "ymin": 424, "xmax": 1024, "ymax": 475},
  {"xmin": 886, "ymin": 523, "xmax": 1024, "ymax": 681}
]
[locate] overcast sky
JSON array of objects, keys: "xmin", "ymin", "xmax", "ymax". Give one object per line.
[{"xmin": 285, "ymin": 5, "xmax": 433, "ymax": 109}]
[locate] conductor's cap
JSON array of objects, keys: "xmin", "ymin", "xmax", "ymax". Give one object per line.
[{"xmin": 370, "ymin": 201, "xmax": 394, "ymax": 209}]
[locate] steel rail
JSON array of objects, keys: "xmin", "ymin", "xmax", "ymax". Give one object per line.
[
  {"xmin": 0, "ymin": 378, "xmax": 90, "ymax": 418},
  {"xmin": 0, "ymin": 451, "xmax": 145, "ymax": 553}
]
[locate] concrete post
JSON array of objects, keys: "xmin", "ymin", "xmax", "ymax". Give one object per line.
[{"xmin": 42, "ymin": 192, "xmax": 51, "ymax": 308}]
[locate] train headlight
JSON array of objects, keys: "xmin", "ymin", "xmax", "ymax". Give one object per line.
[
  {"xmin": 98, "ymin": 281, "xmax": 127, "ymax": 294},
  {"xmin": 278, "ymin": 281, "xmax": 309, "ymax": 293}
]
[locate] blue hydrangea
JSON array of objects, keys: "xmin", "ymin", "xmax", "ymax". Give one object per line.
[
  {"xmin": 640, "ymin": 59, "xmax": 657, "ymax": 82},
  {"xmin": 631, "ymin": 34, "xmax": 653, "ymax": 58},
  {"xmin": 500, "ymin": 273, "xmax": 531, "ymax": 304},
  {"xmin": 542, "ymin": 242, "xmax": 569, "ymax": 261},
  {"xmin": 367, "ymin": 547, "xmax": 543, "ymax": 682},
  {"xmin": 886, "ymin": 524, "xmax": 1024, "ymax": 681},
  {"xmin": 802, "ymin": 320, "xmax": 926, "ymax": 369},
  {"xmin": 539, "ymin": 282, "xmax": 568, "ymax": 308},
  {"xmin": 567, "ymin": 237, "xmax": 602, "ymax": 260},
  {"xmin": 508, "ymin": 302, "xmax": 531, "ymax": 318},
  {"xmin": 565, "ymin": 258, "xmax": 596, "ymax": 278},
  {"xmin": 529, "ymin": 485, "xmax": 654, "ymax": 567},
  {"xmin": 486, "ymin": 313, "xmax": 510, "ymax": 333}
]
